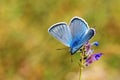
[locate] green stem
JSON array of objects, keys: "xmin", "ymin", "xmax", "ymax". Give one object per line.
[
  {"xmin": 79, "ymin": 53, "xmax": 83, "ymax": 80},
  {"xmin": 79, "ymin": 66, "xmax": 82, "ymax": 80}
]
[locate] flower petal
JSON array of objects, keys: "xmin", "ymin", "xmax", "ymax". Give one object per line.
[
  {"xmin": 85, "ymin": 53, "xmax": 102, "ymax": 66},
  {"xmin": 95, "ymin": 53, "xmax": 102, "ymax": 60},
  {"xmin": 92, "ymin": 41, "xmax": 99, "ymax": 46},
  {"xmin": 85, "ymin": 42, "xmax": 92, "ymax": 54}
]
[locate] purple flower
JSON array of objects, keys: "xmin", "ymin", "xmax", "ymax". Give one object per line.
[
  {"xmin": 81, "ymin": 41, "xmax": 102, "ymax": 66},
  {"xmin": 84, "ymin": 41, "xmax": 99, "ymax": 55},
  {"xmin": 85, "ymin": 53, "xmax": 102, "ymax": 66}
]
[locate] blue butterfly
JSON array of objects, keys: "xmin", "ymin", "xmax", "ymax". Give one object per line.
[{"xmin": 48, "ymin": 16, "xmax": 95, "ymax": 55}]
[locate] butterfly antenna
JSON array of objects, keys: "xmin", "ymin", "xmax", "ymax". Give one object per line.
[{"xmin": 56, "ymin": 47, "xmax": 68, "ymax": 50}]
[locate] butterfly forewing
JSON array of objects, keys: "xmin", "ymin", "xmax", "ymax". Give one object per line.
[
  {"xmin": 69, "ymin": 17, "xmax": 89, "ymax": 41},
  {"xmin": 48, "ymin": 22, "xmax": 72, "ymax": 47}
]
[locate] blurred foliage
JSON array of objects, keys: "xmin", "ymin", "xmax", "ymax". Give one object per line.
[{"xmin": 0, "ymin": 0, "xmax": 120, "ymax": 80}]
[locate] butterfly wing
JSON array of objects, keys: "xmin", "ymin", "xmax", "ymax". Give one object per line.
[
  {"xmin": 48, "ymin": 22, "xmax": 72, "ymax": 47},
  {"xmin": 69, "ymin": 16, "xmax": 89, "ymax": 41},
  {"xmin": 69, "ymin": 16, "xmax": 95, "ymax": 54},
  {"xmin": 70, "ymin": 28, "xmax": 95, "ymax": 54}
]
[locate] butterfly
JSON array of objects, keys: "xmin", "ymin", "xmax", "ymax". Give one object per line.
[{"xmin": 48, "ymin": 16, "xmax": 95, "ymax": 55}]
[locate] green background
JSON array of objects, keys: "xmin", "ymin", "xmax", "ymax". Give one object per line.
[{"xmin": 0, "ymin": 0, "xmax": 120, "ymax": 80}]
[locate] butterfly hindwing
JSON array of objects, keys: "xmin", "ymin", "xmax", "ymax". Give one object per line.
[
  {"xmin": 48, "ymin": 22, "xmax": 72, "ymax": 47},
  {"xmin": 70, "ymin": 28, "xmax": 95, "ymax": 54}
]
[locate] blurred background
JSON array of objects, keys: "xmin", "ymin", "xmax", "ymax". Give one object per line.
[{"xmin": 0, "ymin": 0, "xmax": 120, "ymax": 80}]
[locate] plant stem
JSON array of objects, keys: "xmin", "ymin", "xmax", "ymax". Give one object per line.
[
  {"xmin": 79, "ymin": 53, "xmax": 83, "ymax": 80},
  {"xmin": 79, "ymin": 66, "xmax": 82, "ymax": 80}
]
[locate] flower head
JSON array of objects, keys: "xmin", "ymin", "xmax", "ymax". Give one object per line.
[{"xmin": 81, "ymin": 41, "xmax": 102, "ymax": 66}]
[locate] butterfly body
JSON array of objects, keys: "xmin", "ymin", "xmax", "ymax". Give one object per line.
[{"xmin": 48, "ymin": 16, "xmax": 95, "ymax": 55}]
